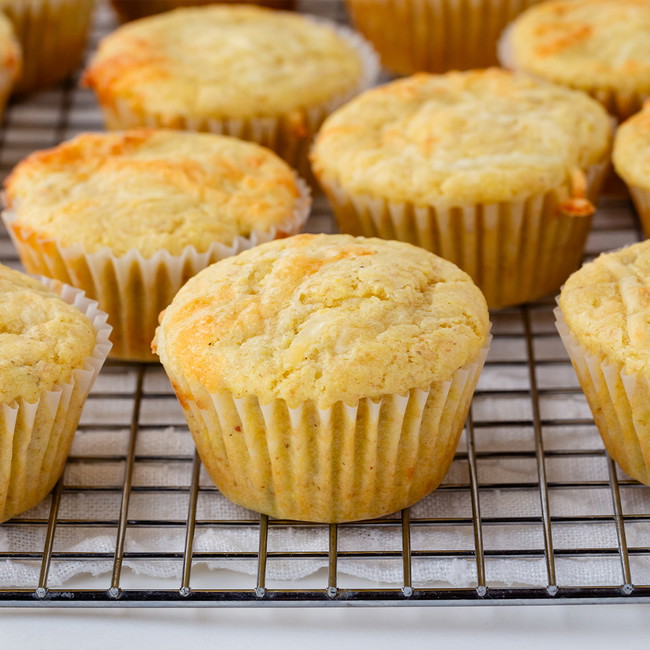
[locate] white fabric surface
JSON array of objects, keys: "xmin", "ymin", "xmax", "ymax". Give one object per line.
[{"xmin": 1, "ymin": 353, "xmax": 650, "ymax": 590}]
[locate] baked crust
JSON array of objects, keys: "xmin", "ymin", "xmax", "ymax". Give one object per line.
[
  {"xmin": 311, "ymin": 69, "xmax": 611, "ymax": 206},
  {"xmin": 507, "ymin": 0, "xmax": 650, "ymax": 95},
  {"xmin": 83, "ymin": 5, "xmax": 364, "ymax": 121},
  {"xmin": 560, "ymin": 239, "xmax": 650, "ymax": 379},
  {"xmin": 0, "ymin": 264, "xmax": 95, "ymax": 404},
  {"xmin": 5, "ymin": 129, "xmax": 304, "ymax": 257},
  {"xmin": 154, "ymin": 233, "xmax": 490, "ymax": 409}
]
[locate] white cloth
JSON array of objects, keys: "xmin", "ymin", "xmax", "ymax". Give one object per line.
[{"xmin": 1, "ymin": 351, "xmax": 649, "ymax": 591}]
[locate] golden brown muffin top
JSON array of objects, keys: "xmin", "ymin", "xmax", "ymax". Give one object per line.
[
  {"xmin": 0, "ymin": 263, "xmax": 96, "ymax": 404},
  {"xmin": 505, "ymin": 0, "xmax": 650, "ymax": 94},
  {"xmin": 4, "ymin": 129, "xmax": 307, "ymax": 257},
  {"xmin": 613, "ymin": 102, "xmax": 650, "ymax": 190},
  {"xmin": 154, "ymin": 233, "xmax": 490, "ymax": 409},
  {"xmin": 560, "ymin": 239, "xmax": 650, "ymax": 379},
  {"xmin": 311, "ymin": 69, "xmax": 611, "ymax": 207},
  {"xmin": 83, "ymin": 5, "xmax": 365, "ymax": 120}
]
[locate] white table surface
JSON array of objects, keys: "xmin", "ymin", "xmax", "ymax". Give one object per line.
[{"xmin": 3, "ymin": 604, "xmax": 650, "ymax": 650}]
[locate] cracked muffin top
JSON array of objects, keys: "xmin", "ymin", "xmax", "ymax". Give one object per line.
[
  {"xmin": 560, "ymin": 239, "xmax": 650, "ymax": 378},
  {"xmin": 0, "ymin": 263, "xmax": 96, "ymax": 404},
  {"xmin": 154, "ymin": 233, "xmax": 490, "ymax": 408}
]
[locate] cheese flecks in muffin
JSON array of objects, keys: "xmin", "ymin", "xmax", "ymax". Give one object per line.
[
  {"xmin": 311, "ymin": 69, "xmax": 612, "ymax": 207},
  {"xmin": 0, "ymin": 264, "xmax": 96, "ymax": 404},
  {"xmin": 506, "ymin": 0, "xmax": 650, "ymax": 93},
  {"xmin": 83, "ymin": 5, "xmax": 364, "ymax": 120},
  {"xmin": 560, "ymin": 239, "xmax": 650, "ymax": 379},
  {"xmin": 4, "ymin": 129, "xmax": 304, "ymax": 257},
  {"xmin": 614, "ymin": 104, "xmax": 650, "ymax": 191},
  {"xmin": 155, "ymin": 233, "xmax": 490, "ymax": 409}
]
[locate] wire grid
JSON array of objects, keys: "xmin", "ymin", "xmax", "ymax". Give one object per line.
[{"xmin": 1, "ymin": 0, "xmax": 650, "ymax": 608}]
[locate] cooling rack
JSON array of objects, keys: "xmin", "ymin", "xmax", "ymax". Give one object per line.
[{"xmin": 1, "ymin": 0, "xmax": 650, "ymax": 608}]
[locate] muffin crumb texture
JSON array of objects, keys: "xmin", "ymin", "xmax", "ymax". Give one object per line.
[
  {"xmin": 83, "ymin": 5, "xmax": 364, "ymax": 120},
  {"xmin": 614, "ymin": 105, "xmax": 650, "ymax": 191},
  {"xmin": 0, "ymin": 264, "xmax": 95, "ymax": 404},
  {"xmin": 508, "ymin": 0, "xmax": 650, "ymax": 93},
  {"xmin": 156, "ymin": 234, "xmax": 490, "ymax": 408},
  {"xmin": 4, "ymin": 129, "xmax": 303, "ymax": 257},
  {"xmin": 312, "ymin": 69, "xmax": 611, "ymax": 206},
  {"xmin": 560, "ymin": 239, "xmax": 650, "ymax": 379}
]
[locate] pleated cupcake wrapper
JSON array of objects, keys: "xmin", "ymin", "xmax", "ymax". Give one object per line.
[
  {"xmin": 95, "ymin": 19, "xmax": 379, "ymax": 181},
  {"xmin": 318, "ymin": 158, "xmax": 610, "ymax": 310},
  {"xmin": 2, "ymin": 177, "xmax": 311, "ymax": 362},
  {"xmin": 0, "ymin": 278, "xmax": 111, "ymax": 523},
  {"xmin": 555, "ymin": 306, "xmax": 650, "ymax": 486},
  {"xmin": 170, "ymin": 337, "xmax": 491, "ymax": 524},
  {"xmin": 0, "ymin": 64, "xmax": 16, "ymax": 121},
  {"xmin": 498, "ymin": 25, "xmax": 648, "ymax": 122},
  {"xmin": 624, "ymin": 185, "xmax": 650, "ymax": 238},
  {"xmin": 110, "ymin": 0, "xmax": 296, "ymax": 22},
  {"xmin": 345, "ymin": 0, "xmax": 542, "ymax": 75},
  {"xmin": 1, "ymin": 0, "xmax": 94, "ymax": 94}
]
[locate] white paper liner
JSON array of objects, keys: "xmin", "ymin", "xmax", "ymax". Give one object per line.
[
  {"xmin": 0, "ymin": 0, "xmax": 94, "ymax": 94},
  {"xmin": 109, "ymin": 0, "xmax": 296, "ymax": 22},
  {"xmin": 555, "ymin": 304, "xmax": 650, "ymax": 486},
  {"xmin": 0, "ymin": 277, "xmax": 111, "ymax": 523},
  {"xmin": 319, "ymin": 158, "xmax": 610, "ymax": 310},
  {"xmin": 346, "ymin": 0, "xmax": 542, "ymax": 74},
  {"xmin": 498, "ymin": 24, "xmax": 649, "ymax": 121},
  {"xmin": 167, "ymin": 337, "xmax": 491, "ymax": 523},
  {"xmin": 627, "ymin": 185, "xmax": 650, "ymax": 238},
  {"xmin": 2, "ymin": 177, "xmax": 311, "ymax": 362},
  {"xmin": 88, "ymin": 18, "xmax": 379, "ymax": 180}
]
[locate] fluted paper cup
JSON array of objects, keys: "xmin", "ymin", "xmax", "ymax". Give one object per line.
[
  {"xmin": 110, "ymin": 0, "xmax": 296, "ymax": 22},
  {"xmin": 623, "ymin": 185, "xmax": 650, "ymax": 238},
  {"xmin": 85, "ymin": 20, "xmax": 379, "ymax": 182},
  {"xmin": 319, "ymin": 158, "xmax": 610, "ymax": 310},
  {"xmin": 1, "ymin": 0, "xmax": 94, "ymax": 94},
  {"xmin": 2, "ymin": 178, "xmax": 311, "ymax": 362},
  {"xmin": 345, "ymin": 0, "xmax": 543, "ymax": 75},
  {"xmin": 555, "ymin": 305, "xmax": 650, "ymax": 486},
  {"xmin": 0, "ymin": 278, "xmax": 111, "ymax": 522},
  {"xmin": 166, "ymin": 338, "xmax": 490, "ymax": 523}
]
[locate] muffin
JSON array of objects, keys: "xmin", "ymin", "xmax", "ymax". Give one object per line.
[
  {"xmin": 0, "ymin": 0, "xmax": 94, "ymax": 94},
  {"xmin": 82, "ymin": 5, "xmax": 379, "ymax": 180},
  {"xmin": 500, "ymin": 0, "xmax": 650, "ymax": 121},
  {"xmin": 0, "ymin": 12, "xmax": 19, "ymax": 112},
  {"xmin": 110, "ymin": 0, "xmax": 295, "ymax": 23},
  {"xmin": 613, "ymin": 102, "xmax": 650, "ymax": 236},
  {"xmin": 0, "ymin": 264, "xmax": 111, "ymax": 522},
  {"xmin": 346, "ymin": 0, "xmax": 543, "ymax": 75},
  {"xmin": 311, "ymin": 69, "xmax": 613, "ymax": 309},
  {"xmin": 556, "ymin": 239, "xmax": 650, "ymax": 486},
  {"xmin": 3, "ymin": 129, "xmax": 310, "ymax": 362},
  {"xmin": 153, "ymin": 233, "xmax": 491, "ymax": 523}
]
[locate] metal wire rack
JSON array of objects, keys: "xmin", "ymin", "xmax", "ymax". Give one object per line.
[{"xmin": 1, "ymin": 0, "xmax": 650, "ymax": 608}]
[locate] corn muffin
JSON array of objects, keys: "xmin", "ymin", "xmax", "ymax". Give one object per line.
[
  {"xmin": 311, "ymin": 69, "xmax": 613, "ymax": 309},
  {"xmin": 0, "ymin": 12, "xmax": 19, "ymax": 113},
  {"xmin": 0, "ymin": 263, "xmax": 111, "ymax": 522},
  {"xmin": 500, "ymin": 0, "xmax": 650, "ymax": 121},
  {"xmin": 346, "ymin": 0, "xmax": 543, "ymax": 75},
  {"xmin": 3, "ymin": 129, "xmax": 310, "ymax": 361},
  {"xmin": 110, "ymin": 0, "xmax": 295, "ymax": 23},
  {"xmin": 0, "ymin": 0, "xmax": 94, "ymax": 94},
  {"xmin": 82, "ymin": 5, "xmax": 378, "ymax": 180},
  {"xmin": 613, "ymin": 103, "xmax": 650, "ymax": 236},
  {"xmin": 154, "ymin": 233, "xmax": 491, "ymax": 523},
  {"xmin": 556, "ymin": 239, "xmax": 650, "ymax": 486}
]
